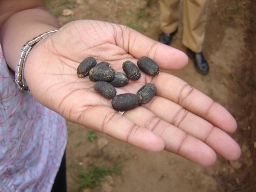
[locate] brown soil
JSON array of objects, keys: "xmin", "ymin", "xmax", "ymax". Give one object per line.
[{"xmin": 45, "ymin": 0, "xmax": 256, "ymax": 191}]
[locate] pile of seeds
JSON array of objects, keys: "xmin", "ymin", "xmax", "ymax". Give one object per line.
[{"xmin": 77, "ymin": 56, "xmax": 159, "ymax": 111}]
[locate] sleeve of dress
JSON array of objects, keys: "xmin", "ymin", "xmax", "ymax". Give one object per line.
[{"xmin": 0, "ymin": 45, "xmax": 67, "ymax": 192}]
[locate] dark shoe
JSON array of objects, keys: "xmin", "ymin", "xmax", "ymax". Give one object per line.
[
  {"xmin": 158, "ymin": 29, "xmax": 178, "ymax": 45},
  {"xmin": 187, "ymin": 48, "xmax": 209, "ymax": 75}
]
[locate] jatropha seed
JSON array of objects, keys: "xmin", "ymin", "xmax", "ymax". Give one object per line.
[
  {"xmin": 137, "ymin": 56, "xmax": 159, "ymax": 76},
  {"xmin": 137, "ymin": 83, "xmax": 157, "ymax": 104},
  {"xmin": 112, "ymin": 93, "xmax": 141, "ymax": 111},
  {"xmin": 93, "ymin": 81, "xmax": 117, "ymax": 99},
  {"xmin": 89, "ymin": 62, "xmax": 115, "ymax": 82},
  {"xmin": 77, "ymin": 57, "xmax": 97, "ymax": 77},
  {"xmin": 123, "ymin": 60, "xmax": 141, "ymax": 80},
  {"xmin": 110, "ymin": 72, "xmax": 129, "ymax": 87},
  {"xmin": 77, "ymin": 56, "xmax": 160, "ymax": 112}
]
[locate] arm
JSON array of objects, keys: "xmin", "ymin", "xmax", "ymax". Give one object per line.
[
  {"xmin": 0, "ymin": 0, "xmax": 241, "ymax": 167},
  {"xmin": 0, "ymin": 0, "xmax": 60, "ymax": 71}
]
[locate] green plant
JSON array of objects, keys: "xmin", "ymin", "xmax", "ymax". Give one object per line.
[
  {"xmin": 136, "ymin": 8, "xmax": 148, "ymax": 19},
  {"xmin": 231, "ymin": 73, "xmax": 239, "ymax": 82},
  {"xmin": 77, "ymin": 164, "xmax": 119, "ymax": 190},
  {"xmin": 75, "ymin": 140, "xmax": 82, "ymax": 147},
  {"xmin": 128, "ymin": 22, "xmax": 139, "ymax": 31},
  {"xmin": 86, "ymin": 131, "xmax": 97, "ymax": 142},
  {"xmin": 67, "ymin": 125, "xmax": 73, "ymax": 136}
]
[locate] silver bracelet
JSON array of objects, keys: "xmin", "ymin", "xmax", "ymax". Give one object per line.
[{"xmin": 15, "ymin": 29, "xmax": 58, "ymax": 91}]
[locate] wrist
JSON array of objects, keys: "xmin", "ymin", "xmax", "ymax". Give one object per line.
[{"xmin": 15, "ymin": 30, "xmax": 58, "ymax": 91}]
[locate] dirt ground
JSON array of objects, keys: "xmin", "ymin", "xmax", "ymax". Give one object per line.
[{"xmin": 45, "ymin": 0, "xmax": 256, "ymax": 191}]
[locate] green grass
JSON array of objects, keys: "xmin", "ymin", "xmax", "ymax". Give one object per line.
[
  {"xmin": 67, "ymin": 125, "xmax": 73, "ymax": 136},
  {"xmin": 231, "ymin": 73, "xmax": 239, "ymax": 82},
  {"xmin": 75, "ymin": 140, "xmax": 82, "ymax": 147},
  {"xmin": 136, "ymin": 8, "xmax": 148, "ymax": 19},
  {"xmin": 86, "ymin": 131, "xmax": 97, "ymax": 142},
  {"xmin": 70, "ymin": 153, "xmax": 127, "ymax": 191},
  {"xmin": 128, "ymin": 22, "xmax": 140, "ymax": 31},
  {"xmin": 76, "ymin": 164, "xmax": 120, "ymax": 190}
]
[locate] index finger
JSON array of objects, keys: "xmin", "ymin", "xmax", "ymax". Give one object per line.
[{"xmin": 116, "ymin": 25, "xmax": 189, "ymax": 70}]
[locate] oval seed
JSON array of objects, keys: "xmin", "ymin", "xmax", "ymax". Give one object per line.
[
  {"xmin": 89, "ymin": 62, "xmax": 115, "ymax": 82},
  {"xmin": 110, "ymin": 72, "xmax": 129, "ymax": 87},
  {"xmin": 123, "ymin": 60, "xmax": 141, "ymax": 80},
  {"xmin": 77, "ymin": 57, "xmax": 97, "ymax": 77},
  {"xmin": 137, "ymin": 83, "xmax": 157, "ymax": 104},
  {"xmin": 94, "ymin": 81, "xmax": 116, "ymax": 99},
  {"xmin": 137, "ymin": 56, "xmax": 159, "ymax": 76},
  {"xmin": 112, "ymin": 93, "xmax": 141, "ymax": 111}
]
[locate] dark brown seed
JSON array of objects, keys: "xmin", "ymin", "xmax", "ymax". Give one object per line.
[
  {"xmin": 137, "ymin": 56, "xmax": 159, "ymax": 76},
  {"xmin": 89, "ymin": 62, "xmax": 115, "ymax": 82},
  {"xmin": 137, "ymin": 83, "xmax": 157, "ymax": 104},
  {"xmin": 123, "ymin": 61, "xmax": 141, "ymax": 80},
  {"xmin": 77, "ymin": 57, "xmax": 97, "ymax": 77},
  {"xmin": 110, "ymin": 72, "xmax": 129, "ymax": 87},
  {"xmin": 94, "ymin": 81, "xmax": 116, "ymax": 99},
  {"xmin": 112, "ymin": 93, "xmax": 141, "ymax": 111}
]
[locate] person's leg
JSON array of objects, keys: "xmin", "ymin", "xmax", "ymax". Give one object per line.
[
  {"xmin": 158, "ymin": 0, "xmax": 180, "ymax": 45},
  {"xmin": 51, "ymin": 151, "xmax": 67, "ymax": 192},
  {"xmin": 159, "ymin": 0, "xmax": 180, "ymax": 34},
  {"xmin": 182, "ymin": 0, "xmax": 208, "ymax": 52},
  {"xmin": 182, "ymin": 0, "xmax": 209, "ymax": 74}
]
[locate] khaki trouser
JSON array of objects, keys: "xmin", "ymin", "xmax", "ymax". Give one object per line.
[{"xmin": 159, "ymin": 0, "xmax": 208, "ymax": 52}]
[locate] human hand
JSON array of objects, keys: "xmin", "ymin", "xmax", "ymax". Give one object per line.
[{"xmin": 25, "ymin": 20, "xmax": 241, "ymax": 166}]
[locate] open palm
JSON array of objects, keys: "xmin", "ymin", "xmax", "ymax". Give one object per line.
[{"xmin": 25, "ymin": 20, "xmax": 241, "ymax": 167}]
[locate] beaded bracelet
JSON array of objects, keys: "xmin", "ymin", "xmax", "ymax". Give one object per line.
[{"xmin": 15, "ymin": 29, "xmax": 58, "ymax": 91}]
